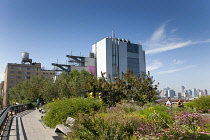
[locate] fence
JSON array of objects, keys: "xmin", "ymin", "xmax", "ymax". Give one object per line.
[{"xmin": 0, "ymin": 103, "xmax": 31, "ymax": 137}]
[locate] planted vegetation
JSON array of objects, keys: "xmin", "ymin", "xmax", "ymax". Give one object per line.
[{"xmin": 8, "ymin": 69, "xmax": 210, "ymax": 139}]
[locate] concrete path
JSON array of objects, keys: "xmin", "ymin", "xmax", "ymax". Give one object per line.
[{"xmin": 7, "ymin": 109, "xmax": 63, "ymax": 140}]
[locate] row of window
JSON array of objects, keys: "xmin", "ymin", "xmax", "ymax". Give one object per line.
[
  {"xmin": 10, "ymin": 71, "xmax": 31, "ymax": 74},
  {"xmin": 10, "ymin": 66, "xmax": 38, "ymax": 71},
  {"xmin": 42, "ymin": 72, "xmax": 55, "ymax": 75},
  {"xmin": 10, "ymin": 76, "xmax": 30, "ymax": 79},
  {"xmin": 10, "ymin": 80, "xmax": 22, "ymax": 84},
  {"xmin": 127, "ymin": 57, "xmax": 139, "ymax": 64}
]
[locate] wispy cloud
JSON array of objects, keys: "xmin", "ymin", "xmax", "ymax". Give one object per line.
[
  {"xmin": 146, "ymin": 60, "xmax": 163, "ymax": 71},
  {"xmin": 158, "ymin": 65, "xmax": 195, "ymax": 74},
  {"xmin": 146, "ymin": 41, "xmax": 192, "ymax": 54},
  {"xmin": 144, "ymin": 21, "xmax": 210, "ymax": 54},
  {"xmin": 172, "ymin": 59, "xmax": 184, "ymax": 65},
  {"xmin": 150, "ymin": 23, "xmax": 167, "ymax": 42}
]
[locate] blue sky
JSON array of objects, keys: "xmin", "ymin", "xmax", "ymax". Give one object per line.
[{"xmin": 0, "ymin": 0, "xmax": 210, "ymax": 93}]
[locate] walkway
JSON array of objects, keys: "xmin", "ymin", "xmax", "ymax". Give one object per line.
[{"xmin": 5, "ymin": 109, "xmax": 64, "ymax": 140}]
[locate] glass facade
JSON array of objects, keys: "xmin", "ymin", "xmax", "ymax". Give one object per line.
[{"xmin": 127, "ymin": 43, "xmax": 139, "ymax": 53}]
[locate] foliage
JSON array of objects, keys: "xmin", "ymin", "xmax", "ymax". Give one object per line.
[
  {"xmin": 96, "ymin": 70, "xmax": 159, "ymax": 106},
  {"xmin": 106, "ymin": 103, "xmax": 141, "ymax": 114},
  {"xmin": 42, "ymin": 98, "xmax": 103, "ymax": 128},
  {"xmin": 137, "ymin": 105, "xmax": 173, "ymax": 128},
  {"xmin": 135, "ymin": 110, "xmax": 210, "ymax": 140},
  {"xmin": 184, "ymin": 96, "xmax": 210, "ymax": 111},
  {"xmin": 68, "ymin": 113, "xmax": 141, "ymax": 140},
  {"xmin": 184, "ymin": 102, "xmax": 197, "ymax": 109},
  {"xmin": 9, "ymin": 76, "xmax": 49, "ymax": 104},
  {"xmin": 9, "ymin": 69, "xmax": 159, "ymax": 107}
]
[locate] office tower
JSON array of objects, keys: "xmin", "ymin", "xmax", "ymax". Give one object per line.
[
  {"xmin": 168, "ymin": 89, "xmax": 176, "ymax": 98},
  {"xmin": 92, "ymin": 36, "xmax": 146, "ymax": 79},
  {"xmin": 181, "ymin": 86, "xmax": 185, "ymax": 96},
  {"xmin": 177, "ymin": 92, "xmax": 182, "ymax": 98},
  {"xmin": 192, "ymin": 88, "xmax": 197, "ymax": 97},
  {"xmin": 188, "ymin": 89, "xmax": 192, "ymax": 97},
  {"xmin": 203, "ymin": 89, "xmax": 208, "ymax": 95}
]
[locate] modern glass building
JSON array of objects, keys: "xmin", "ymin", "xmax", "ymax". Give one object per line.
[{"xmin": 92, "ymin": 36, "xmax": 146, "ymax": 79}]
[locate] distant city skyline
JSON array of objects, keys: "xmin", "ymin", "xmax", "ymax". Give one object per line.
[
  {"xmin": 0, "ymin": 0, "xmax": 210, "ymax": 92},
  {"xmin": 159, "ymin": 86, "xmax": 208, "ymax": 98}
]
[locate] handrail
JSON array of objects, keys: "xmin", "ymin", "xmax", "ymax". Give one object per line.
[{"xmin": 0, "ymin": 103, "xmax": 31, "ymax": 136}]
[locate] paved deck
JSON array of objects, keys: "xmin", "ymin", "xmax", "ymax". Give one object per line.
[{"xmin": 7, "ymin": 109, "xmax": 63, "ymax": 140}]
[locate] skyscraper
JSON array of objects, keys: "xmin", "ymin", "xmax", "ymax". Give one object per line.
[
  {"xmin": 192, "ymin": 88, "xmax": 197, "ymax": 97},
  {"xmin": 203, "ymin": 89, "xmax": 208, "ymax": 95},
  {"xmin": 92, "ymin": 36, "xmax": 146, "ymax": 78}
]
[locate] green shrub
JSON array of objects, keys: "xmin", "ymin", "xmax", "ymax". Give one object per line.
[
  {"xmin": 137, "ymin": 105, "xmax": 173, "ymax": 128},
  {"xmin": 68, "ymin": 113, "xmax": 141, "ymax": 140},
  {"xmin": 106, "ymin": 103, "xmax": 141, "ymax": 114},
  {"xmin": 193, "ymin": 96, "xmax": 210, "ymax": 110},
  {"xmin": 42, "ymin": 98, "xmax": 103, "ymax": 128},
  {"xmin": 184, "ymin": 96, "xmax": 210, "ymax": 111},
  {"xmin": 184, "ymin": 102, "xmax": 196, "ymax": 109}
]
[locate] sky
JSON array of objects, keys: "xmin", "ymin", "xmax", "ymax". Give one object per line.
[{"xmin": 0, "ymin": 0, "xmax": 210, "ymax": 93}]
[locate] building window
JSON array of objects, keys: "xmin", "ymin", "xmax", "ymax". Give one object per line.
[
  {"xmin": 10, "ymin": 80, "xmax": 14, "ymax": 83},
  {"xmin": 17, "ymin": 76, "xmax": 21, "ymax": 79},
  {"xmin": 18, "ymin": 71, "xmax": 22, "ymax": 74},
  {"xmin": 127, "ymin": 44, "xmax": 139, "ymax": 53},
  {"xmin": 25, "ymin": 72, "xmax": 30, "ymax": 74},
  {"xmin": 43, "ymin": 72, "xmax": 45, "ymax": 74},
  {"xmin": 18, "ymin": 67, "xmax": 22, "ymax": 70},
  {"xmin": 26, "ymin": 67, "xmax": 30, "ymax": 70},
  {"xmin": 10, "ymin": 71, "xmax": 14, "ymax": 74},
  {"xmin": 127, "ymin": 58, "xmax": 139, "ymax": 64},
  {"xmin": 10, "ymin": 76, "xmax": 14, "ymax": 79},
  {"xmin": 25, "ymin": 76, "xmax": 30, "ymax": 79},
  {"xmin": 10, "ymin": 66, "xmax": 15, "ymax": 69}
]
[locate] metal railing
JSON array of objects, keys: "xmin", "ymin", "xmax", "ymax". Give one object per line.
[{"xmin": 0, "ymin": 103, "xmax": 31, "ymax": 137}]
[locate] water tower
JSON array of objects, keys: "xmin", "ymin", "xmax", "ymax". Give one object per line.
[{"xmin": 21, "ymin": 52, "xmax": 32, "ymax": 64}]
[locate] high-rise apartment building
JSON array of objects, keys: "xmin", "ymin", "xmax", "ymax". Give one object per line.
[
  {"xmin": 3, "ymin": 52, "xmax": 55, "ymax": 106},
  {"xmin": 92, "ymin": 36, "xmax": 146, "ymax": 78}
]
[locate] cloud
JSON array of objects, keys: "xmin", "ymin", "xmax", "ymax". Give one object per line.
[
  {"xmin": 145, "ymin": 41, "xmax": 192, "ymax": 54},
  {"xmin": 146, "ymin": 60, "xmax": 163, "ymax": 71},
  {"xmin": 158, "ymin": 65, "xmax": 195, "ymax": 74},
  {"xmin": 172, "ymin": 59, "xmax": 184, "ymax": 65},
  {"xmin": 150, "ymin": 23, "xmax": 167, "ymax": 42},
  {"xmin": 144, "ymin": 21, "xmax": 210, "ymax": 54}
]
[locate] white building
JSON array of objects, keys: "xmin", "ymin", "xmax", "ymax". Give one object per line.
[{"xmin": 92, "ymin": 36, "xmax": 146, "ymax": 79}]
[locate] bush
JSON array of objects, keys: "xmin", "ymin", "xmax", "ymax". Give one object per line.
[
  {"xmin": 42, "ymin": 98, "xmax": 103, "ymax": 128},
  {"xmin": 137, "ymin": 105, "xmax": 173, "ymax": 128},
  {"xmin": 184, "ymin": 101, "xmax": 196, "ymax": 109},
  {"xmin": 193, "ymin": 96, "xmax": 210, "ymax": 110},
  {"xmin": 68, "ymin": 113, "xmax": 141, "ymax": 140},
  {"xmin": 184, "ymin": 96, "xmax": 210, "ymax": 111},
  {"xmin": 106, "ymin": 103, "xmax": 141, "ymax": 114}
]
